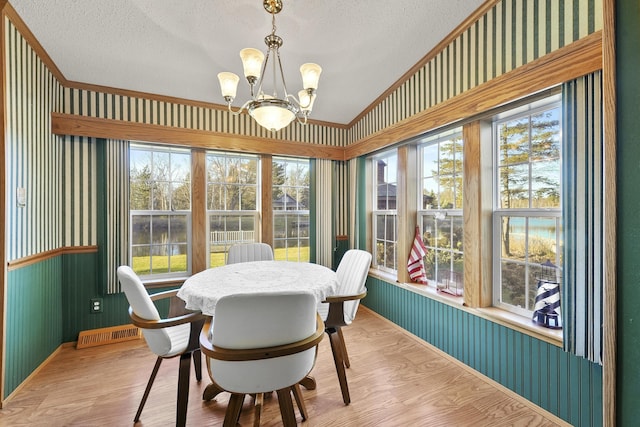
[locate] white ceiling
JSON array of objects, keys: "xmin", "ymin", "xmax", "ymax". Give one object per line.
[{"xmin": 8, "ymin": 0, "xmax": 486, "ymax": 125}]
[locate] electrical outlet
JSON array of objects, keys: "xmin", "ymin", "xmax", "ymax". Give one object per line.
[{"xmin": 91, "ymin": 298, "xmax": 103, "ymax": 313}]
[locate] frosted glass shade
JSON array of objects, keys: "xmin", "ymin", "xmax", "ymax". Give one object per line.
[
  {"xmin": 240, "ymin": 48, "xmax": 265, "ymax": 80},
  {"xmin": 298, "ymin": 90, "xmax": 316, "ymax": 113},
  {"xmin": 217, "ymin": 72, "xmax": 240, "ymax": 99},
  {"xmin": 300, "ymin": 63, "xmax": 322, "ymax": 90},
  {"xmin": 249, "ymin": 101, "xmax": 296, "ymax": 132}
]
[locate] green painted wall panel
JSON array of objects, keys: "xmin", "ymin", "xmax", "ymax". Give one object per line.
[
  {"xmin": 362, "ymin": 276, "xmax": 603, "ymax": 426},
  {"xmin": 61, "ymin": 252, "xmax": 176, "ymax": 343},
  {"xmin": 616, "ymin": 0, "xmax": 640, "ymax": 424},
  {"xmin": 5, "ymin": 258, "xmax": 62, "ymax": 397}
]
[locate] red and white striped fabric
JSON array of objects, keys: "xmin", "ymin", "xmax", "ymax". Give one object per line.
[{"xmin": 407, "ymin": 226, "xmax": 427, "ymax": 284}]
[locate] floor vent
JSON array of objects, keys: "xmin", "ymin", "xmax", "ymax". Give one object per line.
[{"xmin": 76, "ymin": 324, "xmax": 141, "ymax": 349}]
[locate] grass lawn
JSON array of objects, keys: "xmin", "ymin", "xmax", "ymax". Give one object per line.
[{"xmin": 133, "ymin": 246, "xmax": 310, "ymax": 275}]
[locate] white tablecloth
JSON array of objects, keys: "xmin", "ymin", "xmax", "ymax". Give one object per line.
[{"xmin": 177, "ymin": 260, "xmax": 339, "ymax": 316}]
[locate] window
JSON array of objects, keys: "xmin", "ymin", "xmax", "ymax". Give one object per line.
[
  {"xmin": 493, "ymin": 95, "xmax": 562, "ymax": 316},
  {"xmin": 372, "ymin": 150, "xmax": 398, "ymax": 272},
  {"xmin": 419, "ymin": 129, "xmax": 464, "ymax": 295},
  {"xmin": 129, "ymin": 144, "xmax": 191, "ymax": 278},
  {"xmin": 207, "ymin": 152, "xmax": 260, "ymax": 267},
  {"xmin": 272, "ymin": 157, "xmax": 310, "ymax": 261}
]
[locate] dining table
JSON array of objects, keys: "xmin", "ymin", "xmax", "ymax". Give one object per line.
[{"xmin": 176, "ymin": 260, "xmax": 339, "ymax": 400}]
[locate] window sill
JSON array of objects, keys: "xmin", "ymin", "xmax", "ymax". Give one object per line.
[
  {"xmin": 471, "ymin": 307, "xmax": 563, "ymax": 347},
  {"xmin": 367, "ymin": 270, "xmax": 563, "ymax": 347}
]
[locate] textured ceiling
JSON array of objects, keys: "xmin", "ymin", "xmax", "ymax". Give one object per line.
[{"xmin": 8, "ymin": 0, "xmax": 486, "ymax": 125}]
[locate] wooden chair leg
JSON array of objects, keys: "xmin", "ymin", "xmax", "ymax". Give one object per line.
[
  {"xmin": 327, "ymin": 328, "xmax": 351, "ymax": 405},
  {"xmin": 299, "ymin": 375, "xmax": 316, "ymax": 390},
  {"xmin": 134, "ymin": 356, "xmax": 163, "ymax": 423},
  {"xmin": 176, "ymin": 352, "xmax": 192, "ymax": 427},
  {"xmin": 223, "ymin": 394, "xmax": 245, "ymax": 427},
  {"xmin": 253, "ymin": 393, "xmax": 264, "ymax": 427},
  {"xmin": 276, "ymin": 387, "xmax": 297, "ymax": 427},
  {"xmin": 203, "ymin": 382, "xmax": 225, "ymax": 401},
  {"xmin": 337, "ymin": 327, "xmax": 350, "ymax": 368},
  {"xmin": 193, "ymin": 349, "xmax": 202, "ymax": 382},
  {"xmin": 292, "ymin": 383, "xmax": 308, "ymax": 421}
]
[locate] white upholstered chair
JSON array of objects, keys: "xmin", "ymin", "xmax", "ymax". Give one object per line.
[
  {"xmin": 117, "ymin": 265, "xmax": 205, "ymax": 427},
  {"xmin": 199, "ymin": 292, "xmax": 324, "ymax": 427},
  {"xmin": 226, "ymin": 242, "xmax": 274, "ymax": 264},
  {"xmin": 317, "ymin": 249, "xmax": 372, "ymax": 405}
]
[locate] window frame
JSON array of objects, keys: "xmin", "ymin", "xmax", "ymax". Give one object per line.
[
  {"xmin": 371, "ymin": 149, "xmax": 398, "ymax": 274},
  {"xmin": 417, "ymin": 129, "xmax": 464, "ymax": 293},
  {"xmin": 129, "ymin": 143, "xmax": 192, "ymax": 280},
  {"xmin": 491, "ymin": 95, "xmax": 563, "ymax": 317},
  {"xmin": 205, "ymin": 151, "xmax": 261, "ymax": 267},
  {"xmin": 272, "ymin": 156, "xmax": 311, "ymax": 262}
]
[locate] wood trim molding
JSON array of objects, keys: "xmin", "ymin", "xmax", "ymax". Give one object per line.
[
  {"xmin": 261, "ymin": 155, "xmax": 273, "ymax": 246},
  {"xmin": 191, "ymin": 149, "xmax": 207, "ymax": 274},
  {"xmin": 1, "ymin": 0, "xmax": 8, "ymax": 407},
  {"xmin": 345, "ymin": 31, "xmax": 603, "ymax": 160},
  {"xmin": 396, "ymin": 145, "xmax": 417, "ymax": 284},
  {"xmin": 602, "ymin": 0, "xmax": 616, "ymax": 425},
  {"xmin": 51, "ymin": 113, "xmax": 346, "ymax": 161},
  {"xmin": 462, "ymin": 121, "xmax": 493, "ymax": 308},
  {"xmin": 6, "ymin": 246, "xmax": 98, "ymax": 271}
]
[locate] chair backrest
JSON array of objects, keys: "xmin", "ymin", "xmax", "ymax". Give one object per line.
[
  {"xmin": 206, "ymin": 292, "xmax": 318, "ymax": 394},
  {"xmin": 117, "ymin": 265, "xmax": 176, "ymax": 356},
  {"xmin": 226, "ymin": 242, "xmax": 274, "ymax": 264},
  {"xmin": 335, "ymin": 249, "xmax": 372, "ymax": 324}
]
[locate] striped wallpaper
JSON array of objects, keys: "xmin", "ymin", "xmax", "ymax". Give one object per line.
[
  {"xmin": 62, "ymin": 87, "xmax": 349, "ymax": 147},
  {"xmin": 104, "ymin": 139, "xmax": 130, "ymax": 294},
  {"xmin": 314, "ymin": 159, "xmax": 334, "ymax": 267},
  {"xmin": 62, "ymin": 135, "xmax": 97, "ymax": 248},
  {"xmin": 4, "ymin": 17, "xmax": 63, "ymax": 262},
  {"xmin": 349, "ymin": 0, "xmax": 603, "ymax": 142}
]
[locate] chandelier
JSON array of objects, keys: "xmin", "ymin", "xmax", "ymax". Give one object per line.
[{"xmin": 217, "ymin": 0, "xmax": 322, "ymax": 132}]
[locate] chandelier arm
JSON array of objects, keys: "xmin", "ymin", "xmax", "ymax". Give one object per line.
[
  {"xmin": 253, "ymin": 48, "xmax": 272, "ymax": 99},
  {"xmin": 295, "ymin": 114, "xmax": 309, "ymax": 126},
  {"xmin": 226, "ymin": 99, "xmax": 254, "ymax": 116},
  {"xmin": 286, "ymin": 90, "xmax": 315, "ymax": 110},
  {"xmin": 274, "ymin": 50, "xmax": 291, "ymax": 98}
]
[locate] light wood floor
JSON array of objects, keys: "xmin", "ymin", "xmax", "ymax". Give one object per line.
[{"xmin": 0, "ymin": 307, "xmax": 568, "ymax": 426}]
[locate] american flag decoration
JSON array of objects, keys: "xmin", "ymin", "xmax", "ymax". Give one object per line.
[{"xmin": 407, "ymin": 225, "xmax": 428, "ymax": 284}]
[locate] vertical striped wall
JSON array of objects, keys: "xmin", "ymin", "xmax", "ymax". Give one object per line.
[
  {"xmin": 364, "ymin": 277, "xmax": 603, "ymax": 426},
  {"xmin": 63, "ymin": 135, "xmax": 97, "ymax": 247},
  {"xmin": 4, "ymin": 17, "xmax": 63, "ymax": 261},
  {"xmin": 349, "ymin": 0, "xmax": 603, "ymax": 142},
  {"xmin": 63, "ymin": 87, "xmax": 349, "ymax": 147},
  {"xmin": 104, "ymin": 139, "xmax": 130, "ymax": 293},
  {"xmin": 314, "ymin": 159, "xmax": 334, "ymax": 267}
]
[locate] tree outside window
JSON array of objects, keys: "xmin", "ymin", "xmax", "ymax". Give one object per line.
[
  {"xmin": 494, "ymin": 97, "xmax": 562, "ymax": 315},
  {"xmin": 419, "ymin": 130, "xmax": 464, "ymax": 294}
]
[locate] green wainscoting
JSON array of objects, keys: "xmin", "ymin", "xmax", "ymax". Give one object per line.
[
  {"xmin": 362, "ymin": 276, "xmax": 603, "ymax": 427},
  {"xmin": 5, "ymin": 258, "xmax": 63, "ymax": 398},
  {"xmin": 61, "ymin": 252, "xmax": 131, "ymax": 343},
  {"xmin": 4, "ymin": 251, "xmax": 179, "ymax": 399}
]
